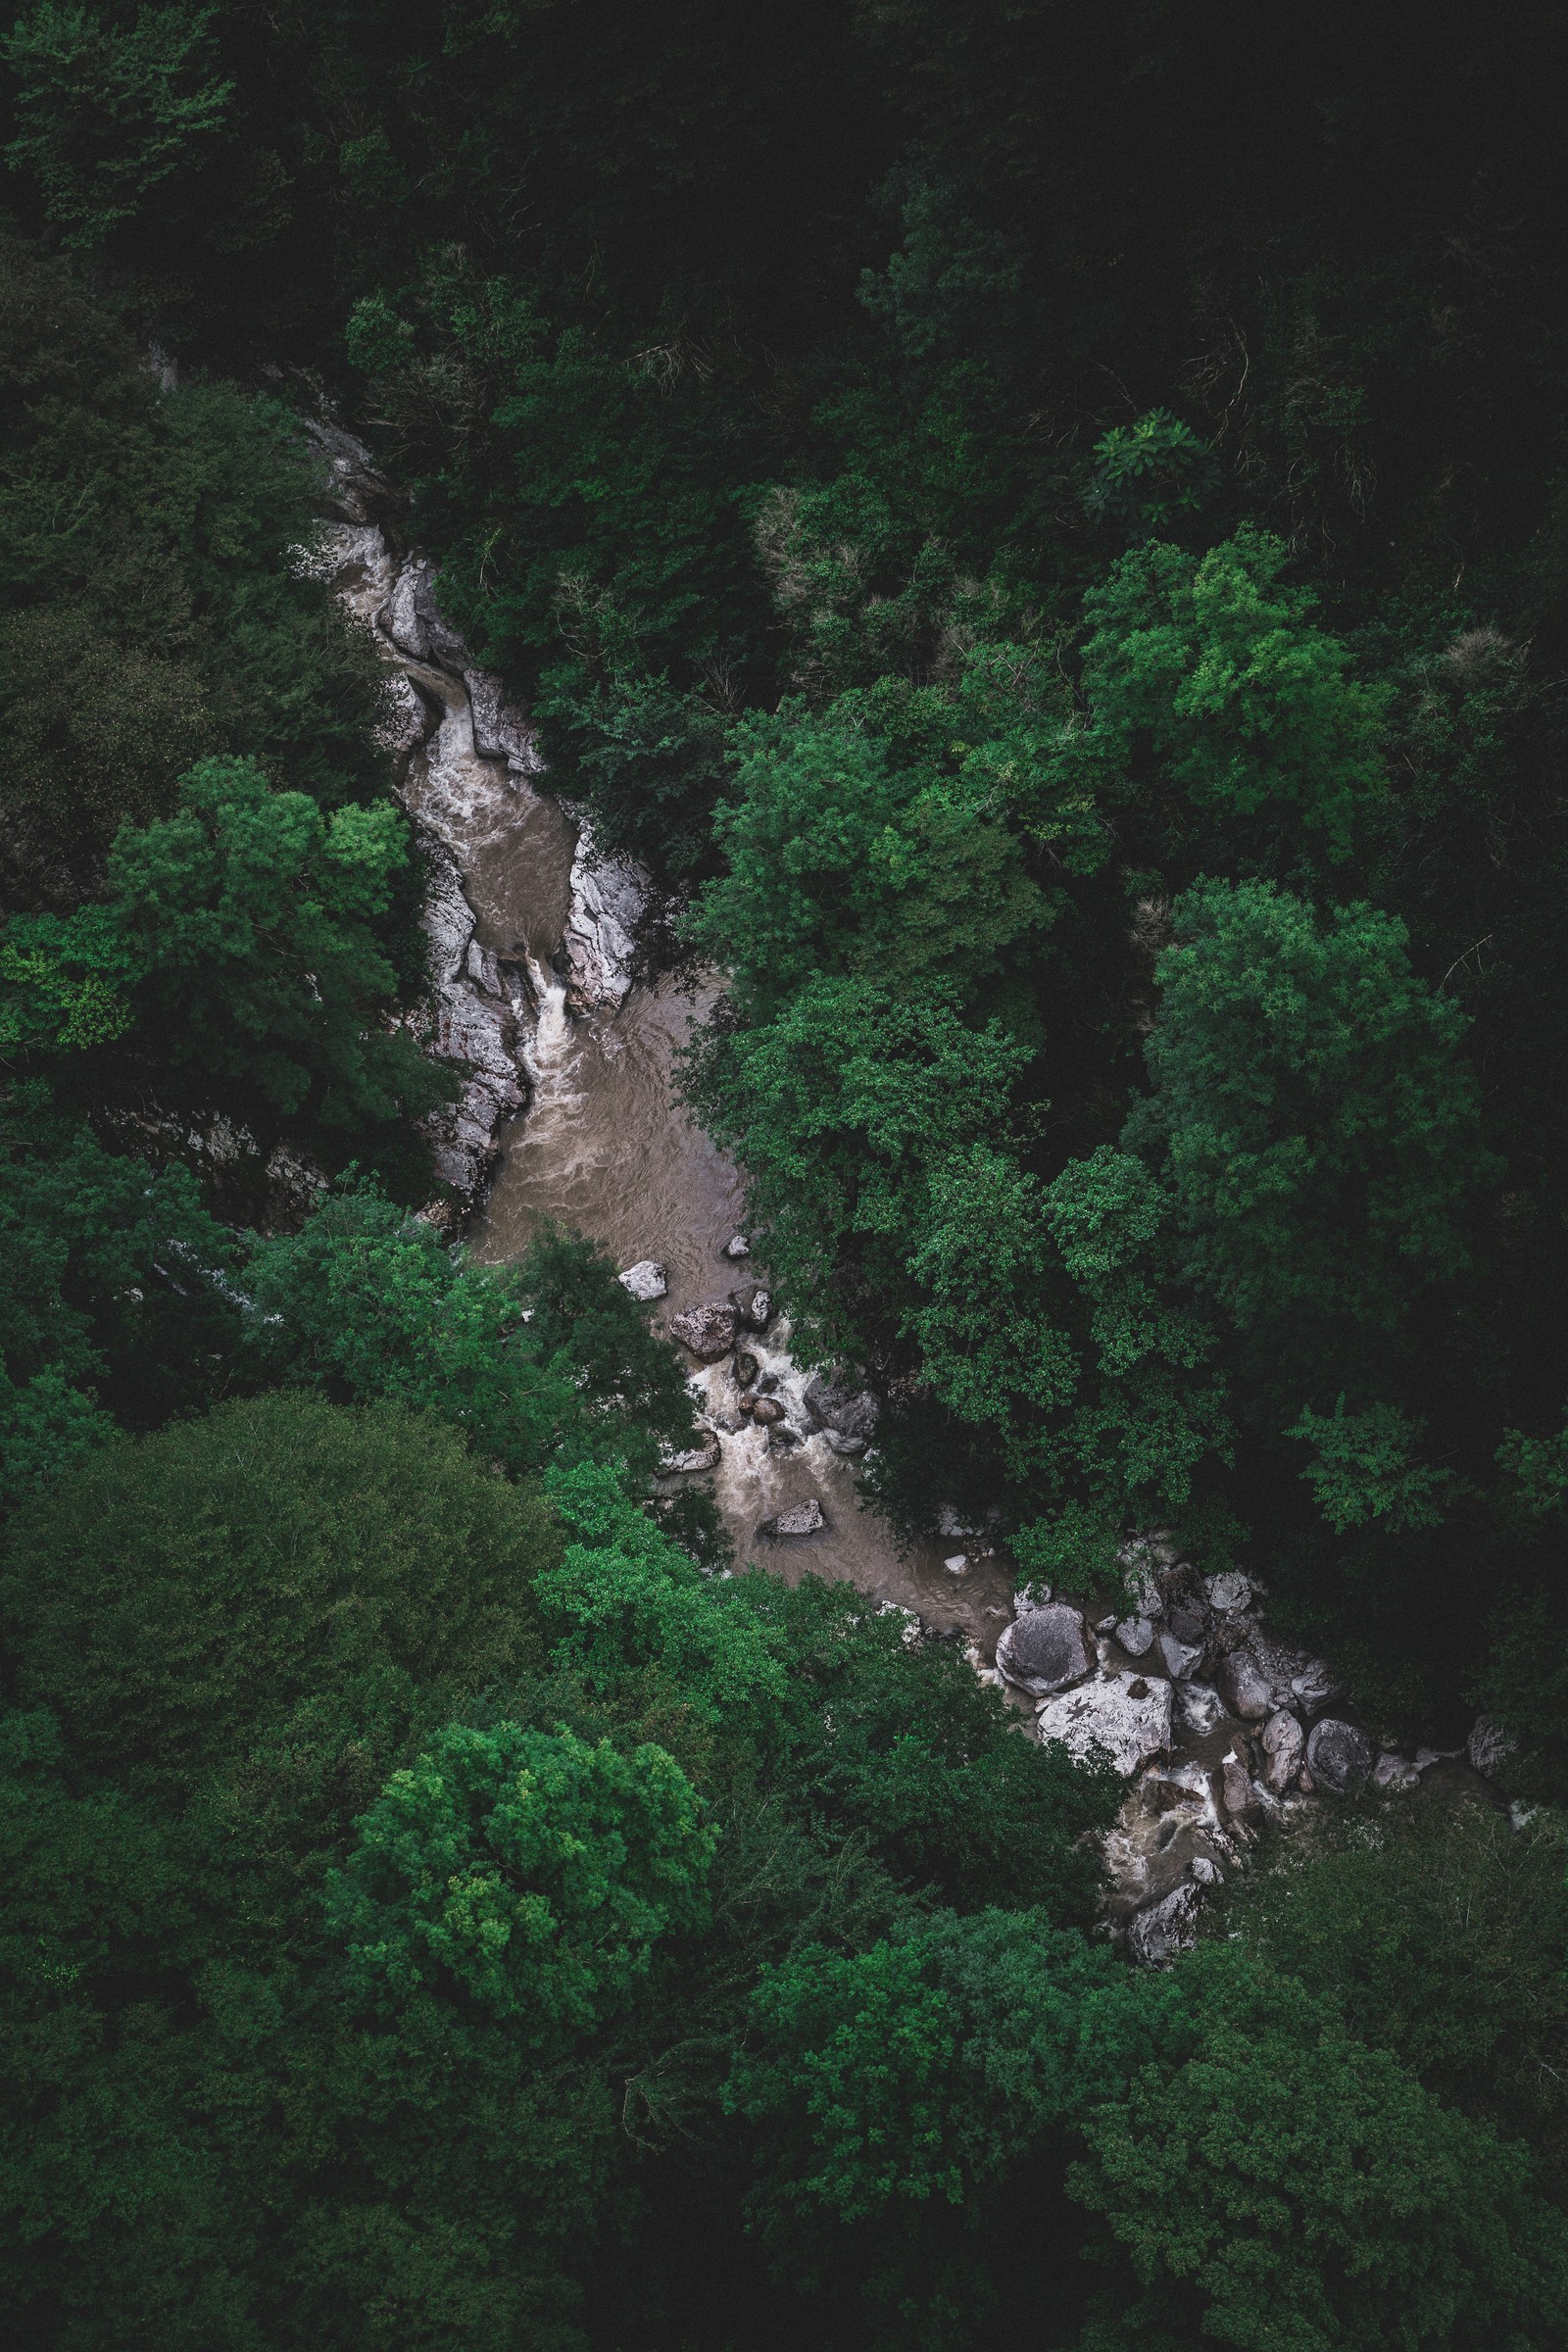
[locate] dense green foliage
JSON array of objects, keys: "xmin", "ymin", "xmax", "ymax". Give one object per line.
[{"xmin": 5, "ymin": 3, "xmax": 1568, "ymax": 2344}]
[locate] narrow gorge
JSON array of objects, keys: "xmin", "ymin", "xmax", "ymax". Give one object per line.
[{"xmin": 314, "ymin": 424, "xmax": 1500, "ymax": 1959}]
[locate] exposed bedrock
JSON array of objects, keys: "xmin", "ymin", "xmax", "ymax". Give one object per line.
[{"xmin": 309, "ymin": 426, "xmax": 648, "ymax": 1219}]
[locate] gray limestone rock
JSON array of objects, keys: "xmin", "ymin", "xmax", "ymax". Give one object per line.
[
  {"xmin": 1305, "ymin": 1718, "xmax": 1376, "ymax": 1796},
  {"xmin": 617, "ymin": 1258, "xmax": 668, "ymax": 1302},
  {"xmin": 1260, "ymin": 1708, "xmax": 1305, "ymax": 1794},
  {"xmin": 1126, "ymin": 1881, "xmax": 1202, "ymax": 1967},
  {"xmin": 1035, "ymin": 1671, "xmax": 1173, "ymax": 1776},
  {"xmin": 1203, "ymin": 1570, "xmax": 1252, "ymax": 1614},
  {"xmin": 669, "ymin": 1301, "xmax": 739, "ymax": 1361},
  {"xmin": 1372, "ymin": 1752, "xmax": 1421, "ymax": 1792},
  {"xmin": 1157, "ymin": 1626, "xmax": 1205, "ymax": 1683},
  {"xmin": 466, "ymin": 666, "xmax": 540, "ymax": 773},
  {"xmin": 1467, "ymin": 1715, "xmax": 1516, "ymax": 1779},
  {"xmin": 803, "ymin": 1373, "xmax": 879, "ymax": 1441},
  {"xmin": 1286, "ymin": 1656, "xmax": 1341, "ymax": 1712},
  {"xmin": 1217, "ymin": 1642, "xmax": 1280, "ymax": 1721},
  {"xmin": 758, "ymin": 1497, "xmax": 826, "ymax": 1539},
  {"xmin": 723, "ymin": 1234, "xmax": 751, "ymax": 1259},
  {"xmin": 662, "ymin": 1430, "xmax": 721, "ymax": 1474},
  {"xmin": 384, "ymin": 555, "xmax": 467, "ymax": 666},
  {"xmin": 997, "ymin": 1603, "xmax": 1094, "ymax": 1697},
  {"xmin": 728, "ymin": 1282, "xmax": 772, "ymax": 1331},
  {"xmin": 1115, "ymin": 1614, "xmax": 1156, "ymax": 1657},
  {"xmin": 1221, "ymin": 1756, "xmax": 1259, "ymax": 1816}
]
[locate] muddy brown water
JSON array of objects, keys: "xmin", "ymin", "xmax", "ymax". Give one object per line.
[
  {"xmin": 324, "ymin": 508, "xmax": 1014, "ymax": 1644},
  {"xmin": 323, "ymin": 502, "xmax": 1508, "ymax": 1953},
  {"xmin": 461, "ymin": 806, "xmax": 1014, "ymax": 1642}
]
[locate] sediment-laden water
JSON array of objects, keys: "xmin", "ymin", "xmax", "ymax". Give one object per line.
[{"xmin": 314, "ymin": 440, "xmax": 1491, "ymax": 1953}]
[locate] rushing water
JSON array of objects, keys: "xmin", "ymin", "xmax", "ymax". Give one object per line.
[
  {"xmin": 324, "ymin": 503, "xmax": 1019, "ymax": 1638},
  {"xmin": 466, "ymin": 848, "xmax": 1019, "ymax": 1643},
  {"xmin": 318, "ymin": 484, "xmax": 1489, "ymax": 1951}
]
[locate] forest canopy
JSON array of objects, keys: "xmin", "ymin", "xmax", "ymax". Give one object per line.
[{"xmin": 3, "ymin": 2, "xmax": 1568, "ymax": 2346}]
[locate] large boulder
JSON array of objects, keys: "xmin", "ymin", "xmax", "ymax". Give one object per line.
[
  {"xmin": 802, "ymin": 1372, "xmax": 879, "ymax": 1442},
  {"xmin": 1217, "ymin": 1643, "xmax": 1275, "ymax": 1720},
  {"xmin": 1126, "ymin": 1880, "xmax": 1202, "ymax": 1967},
  {"xmin": 1305, "ymin": 1718, "xmax": 1376, "ymax": 1796},
  {"xmin": 618, "ymin": 1258, "xmax": 668, "ymax": 1302},
  {"xmin": 669, "ymin": 1300, "xmax": 739, "ymax": 1361},
  {"xmin": 1219, "ymin": 1634, "xmax": 1338, "ymax": 1721},
  {"xmin": 997, "ymin": 1603, "xmax": 1093, "ymax": 1697},
  {"xmin": 660, "ymin": 1430, "xmax": 721, "ymax": 1475},
  {"xmin": 1157, "ymin": 1624, "xmax": 1205, "ymax": 1682},
  {"xmin": 1035, "ymin": 1671, "xmax": 1173, "ymax": 1775},
  {"xmin": 728, "ymin": 1283, "xmax": 772, "ymax": 1331},
  {"xmin": 758, "ymin": 1497, "xmax": 825, "ymax": 1539},
  {"xmin": 1114, "ymin": 1614, "xmax": 1156, "ymax": 1657},
  {"xmin": 1260, "ymin": 1707, "xmax": 1305, "ymax": 1793}
]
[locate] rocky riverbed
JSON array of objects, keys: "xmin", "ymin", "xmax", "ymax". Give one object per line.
[
  {"xmin": 310, "ymin": 422, "xmax": 1502, "ymax": 1962},
  {"xmin": 982, "ymin": 1535, "xmax": 1499, "ymax": 1956}
]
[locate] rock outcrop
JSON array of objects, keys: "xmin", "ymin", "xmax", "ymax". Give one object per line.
[
  {"xmin": 562, "ymin": 826, "xmax": 645, "ymax": 1014},
  {"xmin": 802, "ymin": 1373, "xmax": 879, "ymax": 1442},
  {"xmin": 1125, "ymin": 1880, "xmax": 1203, "ymax": 1967},
  {"xmin": 411, "ymin": 832, "xmax": 531, "ymax": 1212},
  {"xmin": 669, "ymin": 1301, "xmax": 739, "ymax": 1361},
  {"xmin": 758, "ymin": 1497, "xmax": 825, "ymax": 1539},
  {"xmin": 618, "ymin": 1259, "xmax": 668, "ymax": 1301},
  {"xmin": 1260, "ymin": 1707, "xmax": 1305, "ymax": 1793},
  {"xmin": 1305, "ymin": 1718, "xmax": 1376, "ymax": 1795},
  {"xmin": 997, "ymin": 1603, "xmax": 1094, "ymax": 1696},
  {"xmin": 1467, "ymin": 1715, "xmax": 1515, "ymax": 1778},
  {"xmin": 1036, "ymin": 1671, "xmax": 1174, "ymax": 1775}
]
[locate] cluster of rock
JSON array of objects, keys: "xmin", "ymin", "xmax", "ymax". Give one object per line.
[
  {"xmin": 640, "ymin": 1249, "xmax": 883, "ymax": 1540},
  {"xmin": 994, "ymin": 1537, "xmax": 1476, "ymax": 1965}
]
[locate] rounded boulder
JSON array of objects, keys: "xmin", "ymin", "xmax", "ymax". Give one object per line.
[
  {"xmin": 1305, "ymin": 1717, "xmax": 1376, "ymax": 1796},
  {"xmin": 996, "ymin": 1602, "xmax": 1093, "ymax": 1697}
]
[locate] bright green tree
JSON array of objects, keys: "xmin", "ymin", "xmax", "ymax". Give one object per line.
[
  {"xmin": 1056, "ymin": 526, "xmax": 1390, "ymax": 862},
  {"xmin": 329, "ymin": 1720, "xmax": 714, "ymax": 2037},
  {"xmin": 689, "ymin": 689, "xmax": 1049, "ymax": 1014},
  {"xmin": 1, "ymin": 758, "xmax": 450, "ymax": 1160},
  {"xmin": 245, "ymin": 1188, "xmax": 700, "ymax": 1485},
  {"xmin": 683, "ymin": 974, "xmax": 1031, "ymax": 1358}
]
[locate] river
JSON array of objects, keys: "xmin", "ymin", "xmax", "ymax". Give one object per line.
[
  {"xmin": 313, "ymin": 439, "xmax": 1489, "ymax": 1953},
  {"xmin": 312, "ymin": 455, "xmax": 1018, "ymax": 1646}
]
